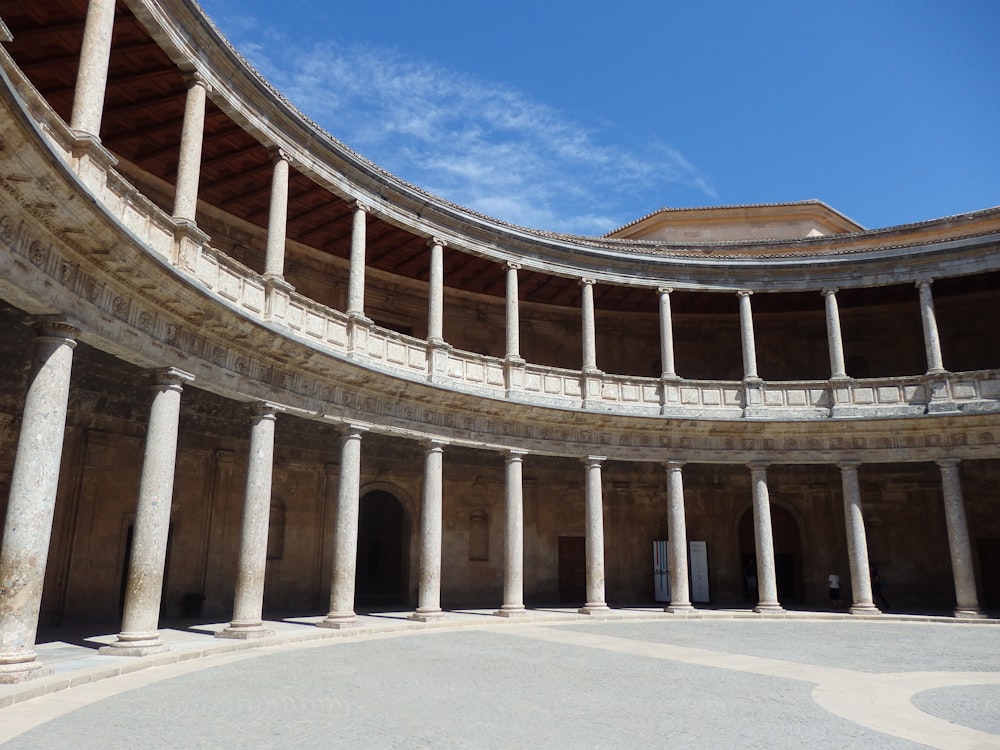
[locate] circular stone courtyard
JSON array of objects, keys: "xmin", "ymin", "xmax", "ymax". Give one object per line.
[{"xmin": 1, "ymin": 618, "xmax": 998, "ymax": 749}]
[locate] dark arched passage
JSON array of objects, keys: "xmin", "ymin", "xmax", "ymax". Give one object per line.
[{"xmin": 356, "ymin": 491, "xmax": 410, "ymax": 609}]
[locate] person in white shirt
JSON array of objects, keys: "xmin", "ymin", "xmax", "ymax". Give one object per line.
[{"xmin": 827, "ymin": 572, "xmax": 842, "ymax": 607}]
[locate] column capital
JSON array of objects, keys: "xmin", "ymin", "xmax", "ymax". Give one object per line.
[
  {"xmin": 837, "ymin": 460, "xmax": 862, "ymax": 471},
  {"xmin": 738, "ymin": 289, "xmax": 753, "ymax": 298},
  {"xmin": 352, "ymin": 199, "xmax": 370, "ymax": 214},
  {"xmin": 657, "ymin": 286, "xmax": 674, "ymax": 296},
  {"xmin": 270, "ymin": 147, "xmax": 292, "ymax": 166},
  {"xmin": 250, "ymin": 401, "xmax": 283, "ymax": 420},
  {"xmin": 915, "ymin": 277, "xmax": 934, "ymax": 290},
  {"xmin": 821, "ymin": 287, "xmax": 839, "ymax": 297},
  {"xmin": 579, "ymin": 277, "xmax": 596, "ymax": 287},
  {"xmin": 664, "ymin": 460, "xmax": 686, "ymax": 471},
  {"xmin": 582, "ymin": 455, "xmax": 606, "ymax": 466},
  {"xmin": 182, "ymin": 71, "xmax": 212, "ymax": 93},
  {"xmin": 936, "ymin": 457, "xmax": 961, "ymax": 469},
  {"xmin": 747, "ymin": 460, "xmax": 769, "ymax": 472},
  {"xmin": 506, "ymin": 261, "xmax": 522, "ymax": 271},
  {"xmin": 505, "ymin": 449, "xmax": 529, "ymax": 461},
  {"xmin": 427, "ymin": 236, "xmax": 448, "ymax": 249},
  {"xmin": 340, "ymin": 423, "xmax": 369, "ymax": 440},
  {"xmin": 26, "ymin": 315, "xmax": 82, "ymax": 341},
  {"xmin": 149, "ymin": 367, "xmax": 194, "ymax": 389},
  {"xmin": 422, "ymin": 438, "xmax": 449, "ymax": 452}
]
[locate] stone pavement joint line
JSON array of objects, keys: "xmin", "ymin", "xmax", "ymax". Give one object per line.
[{"xmin": 498, "ymin": 625, "xmax": 1000, "ymax": 750}]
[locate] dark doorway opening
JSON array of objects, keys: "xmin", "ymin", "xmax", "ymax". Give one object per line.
[
  {"xmin": 356, "ymin": 491, "xmax": 409, "ymax": 609},
  {"xmin": 558, "ymin": 536, "xmax": 586, "ymax": 604},
  {"xmin": 978, "ymin": 538, "xmax": 1000, "ymax": 610}
]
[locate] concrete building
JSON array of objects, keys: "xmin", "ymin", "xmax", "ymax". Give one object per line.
[{"xmin": 0, "ymin": 0, "xmax": 997, "ymax": 682}]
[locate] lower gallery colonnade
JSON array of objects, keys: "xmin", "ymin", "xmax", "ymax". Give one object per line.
[
  {"xmin": 0, "ymin": 0, "xmax": 998, "ymax": 685},
  {"xmin": 0, "ymin": 314, "xmax": 989, "ymax": 681}
]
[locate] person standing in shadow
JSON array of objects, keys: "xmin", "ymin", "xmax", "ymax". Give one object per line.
[{"xmin": 871, "ymin": 565, "xmax": 890, "ymax": 610}]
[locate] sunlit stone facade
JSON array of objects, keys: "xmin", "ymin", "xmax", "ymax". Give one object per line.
[{"xmin": 0, "ymin": 0, "xmax": 997, "ymax": 682}]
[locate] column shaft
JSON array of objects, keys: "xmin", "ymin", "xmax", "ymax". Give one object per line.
[
  {"xmin": 218, "ymin": 404, "xmax": 280, "ymax": 639},
  {"xmin": 823, "ymin": 288, "xmax": 847, "ymax": 378},
  {"xmin": 264, "ymin": 153, "xmax": 290, "ymax": 279},
  {"xmin": 172, "ymin": 76, "xmax": 209, "ymax": 223},
  {"xmin": 749, "ymin": 463, "xmax": 783, "ymax": 612},
  {"xmin": 427, "ymin": 239, "xmax": 445, "ymax": 344},
  {"xmin": 505, "ymin": 263, "xmax": 522, "ymax": 360},
  {"xmin": 581, "ymin": 279, "xmax": 598, "ymax": 372},
  {"xmin": 579, "ymin": 456, "xmax": 609, "ymax": 613},
  {"xmin": 839, "ymin": 462, "xmax": 879, "ymax": 614},
  {"xmin": 102, "ymin": 369, "xmax": 194, "ymax": 656},
  {"xmin": 938, "ymin": 460, "xmax": 985, "ymax": 618},
  {"xmin": 0, "ymin": 319, "xmax": 78, "ymax": 683},
  {"xmin": 918, "ymin": 281, "xmax": 946, "ymax": 373},
  {"xmin": 496, "ymin": 451, "xmax": 527, "ymax": 616},
  {"xmin": 658, "ymin": 288, "xmax": 676, "ymax": 378},
  {"xmin": 70, "ymin": 0, "xmax": 116, "ymax": 137},
  {"xmin": 665, "ymin": 461, "xmax": 692, "ymax": 612},
  {"xmin": 738, "ymin": 291, "xmax": 759, "ymax": 380},
  {"xmin": 319, "ymin": 427, "xmax": 365, "ymax": 627},
  {"xmin": 347, "ymin": 202, "xmax": 368, "ymax": 316},
  {"xmin": 413, "ymin": 441, "xmax": 446, "ymax": 620}
]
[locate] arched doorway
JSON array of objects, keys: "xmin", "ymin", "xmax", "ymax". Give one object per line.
[
  {"xmin": 356, "ymin": 490, "xmax": 409, "ymax": 609},
  {"xmin": 738, "ymin": 504, "xmax": 803, "ymax": 603}
]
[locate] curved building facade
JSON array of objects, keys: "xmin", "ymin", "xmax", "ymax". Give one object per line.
[{"xmin": 0, "ymin": 0, "xmax": 998, "ymax": 681}]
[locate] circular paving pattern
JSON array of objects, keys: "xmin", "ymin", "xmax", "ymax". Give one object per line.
[{"xmin": 0, "ymin": 619, "xmax": 997, "ymax": 749}]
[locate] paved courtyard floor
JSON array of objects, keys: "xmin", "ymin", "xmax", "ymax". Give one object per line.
[{"xmin": 0, "ymin": 610, "xmax": 997, "ymax": 749}]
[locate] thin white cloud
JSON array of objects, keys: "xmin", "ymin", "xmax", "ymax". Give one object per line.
[{"xmin": 219, "ymin": 25, "xmax": 715, "ymax": 235}]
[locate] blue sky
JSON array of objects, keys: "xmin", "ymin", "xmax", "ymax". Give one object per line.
[{"xmin": 198, "ymin": 0, "xmax": 999, "ymax": 236}]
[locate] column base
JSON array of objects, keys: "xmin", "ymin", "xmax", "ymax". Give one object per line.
[
  {"xmin": 99, "ymin": 632, "xmax": 168, "ymax": 657},
  {"xmin": 316, "ymin": 612, "xmax": 358, "ymax": 629},
  {"xmin": 409, "ymin": 609, "xmax": 445, "ymax": 623},
  {"xmin": 849, "ymin": 604, "xmax": 882, "ymax": 616},
  {"xmin": 578, "ymin": 603, "xmax": 610, "ymax": 615},
  {"xmin": 493, "ymin": 605, "xmax": 529, "ymax": 618},
  {"xmin": 954, "ymin": 608, "xmax": 988, "ymax": 619},
  {"xmin": 0, "ymin": 656, "xmax": 53, "ymax": 684},
  {"xmin": 215, "ymin": 623, "xmax": 275, "ymax": 640},
  {"xmin": 753, "ymin": 602, "xmax": 785, "ymax": 614},
  {"xmin": 665, "ymin": 603, "xmax": 695, "ymax": 613}
]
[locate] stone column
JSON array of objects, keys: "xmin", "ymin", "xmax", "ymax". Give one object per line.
[
  {"xmin": 579, "ymin": 456, "xmax": 610, "ymax": 614},
  {"xmin": 505, "ymin": 262, "xmax": 522, "ymax": 362},
  {"xmin": 749, "ymin": 462, "xmax": 783, "ymax": 613},
  {"xmin": 937, "ymin": 459, "xmax": 986, "ymax": 618},
  {"xmin": 263, "ymin": 151, "xmax": 290, "ymax": 281},
  {"xmin": 917, "ymin": 280, "xmax": 946, "ymax": 374},
  {"xmin": 218, "ymin": 403, "xmax": 281, "ymax": 639},
  {"xmin": 171, "ymin": 74, "xmax": 209, "ymax": 224},
  {"xmin": 738, "ymin": 291, "xmax": 759, "ymax": 380},
  {"xmin": 496, "ymin": 450, "xmax": 528, "ymax": 617},
  {"xmin": 0, "ymin": 318, "xmax": 79, "ymax": 683},
  {"xmin": 70, "ymin": 0, "xmax": 116, "ymax": 138},
  {"xmin": 347, "ymin": 201, "xmax": 369, "ymax": 317},
  {"xmin": 658, "ymin": 287, "xmax": 677, "ymax": 379},
  {"xmin": 823, "ymin": 288, "xmax": 847, "ymax": 379},
  {"xmin": 664, "ymin": 461, "xmax": 693, "ymax": 612},
  {"xmin": 580, "ymin": 278, "xmax": 599, "ymax": 373},
  {"xmin": 102, "ymin": 368, "xmax": 194, "ymax": 657},
  {"xmin": 319, "ymin": 426, "xmax": 366, "ymax": 628},
  {"xmin": 838, "ymin": 461, "xmax": 879, "ymax": 614},
  {"xmin": 412, "ymin": 440, "xmax": 447, "ymax": 621},
  {"xmin": 427, "ymin": 238, "xmax": 446, "ymax": 344}
]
